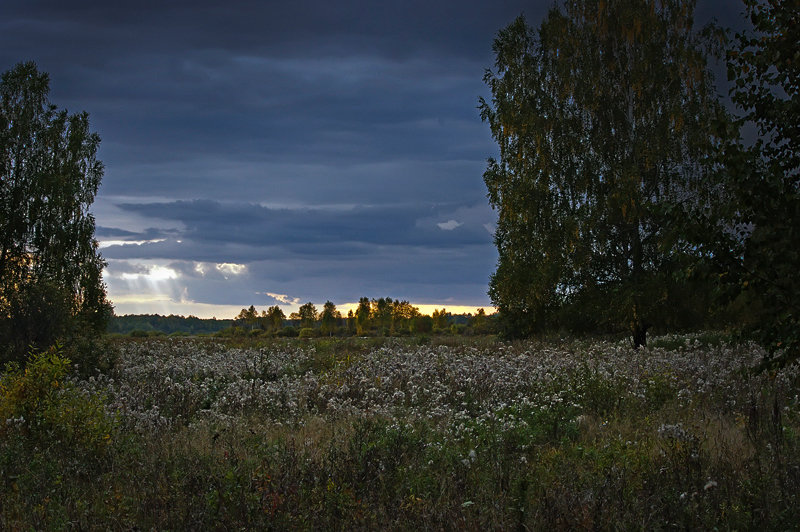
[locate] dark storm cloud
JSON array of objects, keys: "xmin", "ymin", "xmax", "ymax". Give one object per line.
[
  {"xmin": 95, "ymin": 226, "xmax": 170, "ymax": 239},
  {"xmin": 2, "ymin": 1, "xmax": 539, "ymax": 57},
  {"xmin": 3, "ymin": 0, "xmax": 526, "ymax": 214},
  {"xmin": 101, "ymin": 199, "xmax": 494, "ymax": 260},
  {"xmin": 95, "ymin": 226, "xmax": 142, "ymax": 238},
  {"xmin": 2, "ymin": 1, "xmax": 745, "ymax": 313}
]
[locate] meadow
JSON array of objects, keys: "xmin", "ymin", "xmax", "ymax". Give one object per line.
[{"xmin": 2, "ymin": 334, "xmax": 799, "ymax": 530}]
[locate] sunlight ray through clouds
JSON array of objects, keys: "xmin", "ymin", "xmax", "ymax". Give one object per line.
[{"xmin": 120, "ymin": 265, "xmax": 179, "ymax": 282}]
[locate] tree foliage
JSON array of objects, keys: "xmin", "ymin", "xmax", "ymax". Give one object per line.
[
  {"xmin": 0, "ymin": 62, "xmax": 111, "ymax": 361},
  {"xmin": 265, "ymin": 305, "xmax": 285, "ymax": 332},
  {"xmin": 726, "ymin": 0, "xmax": 800, "ymax": 366},
  {"xmin": 320, "ymin": 300, "xmax": 340, "ymax": 335},
  {"xmin": 480, "ymin": 0, "xmax": 731, "ymax": 345},
  {"xmin": 108, "ymin": 314, "xmax": 233, "ymax": 335},
  {"xmin": 431, "ymin": 308, "xmax": 450, "ymax": 331},
  {"xmin": 235, "ymin": 305, "xmax": 259, "ymax": 330},
  {"xmin": 355, "ymin": 297, "xmax": 371, "ymax": 335},
  {"xmin": 297, "ymin": 302, "xmax": 318, "ymax": 329}
]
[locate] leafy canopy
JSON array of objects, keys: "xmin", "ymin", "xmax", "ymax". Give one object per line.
[
  {"xmin": 480, "ymin": 0, "xmax": 732, "ymax": 345},
  {"xmin": 0, "ymin": 62, "xmax": 111, "ymax": 362},
  {"xmin": 726, "ymin": 0, "xmax": 800, "ymax": 367}
]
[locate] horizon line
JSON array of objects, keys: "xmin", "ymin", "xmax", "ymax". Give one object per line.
[{"xmin": 109, "ymin": 297, "xmax": 496, "ymax": 320}]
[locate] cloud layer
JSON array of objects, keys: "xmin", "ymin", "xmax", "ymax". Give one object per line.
[{"xmin": 1, "ymin": 1, "xmax": 741, "ymax": 316}]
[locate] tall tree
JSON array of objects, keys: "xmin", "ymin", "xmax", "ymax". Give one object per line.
[
  {"xmin": 265, "ymin": 305, "xmax": 285, "ymax": 332},
  {"xmin": 355, "ymin": 297, "xmax": 371, "ymax": 335},
  {"xmin": 372, "ymin": 297, "xmax": 393, "ymax": 334},
  {"xmin": 235, "ymin": 305, "xmax": 259, "ymax": 330},
  {"xmin": 726, "ymin": 0, "xmax": 799, "ymax": 366},
  {"xmin": 319, "ymin": 300, "xmax": 340, "ymax": 336},
  {"xmin": 1, "ymin": 62, "xmax": 110, "ymax": 361},
  {"xmin": 297, "ymin": 302, "xmax": 318, "ymax": 329},
  {"xmin": 431, "ymin": 308, "xmax": 449, "ymax": 331},
  {"xmin": 471, "ymin": 308, "xmax": 488, "ymax": 335},
  {"xmin": 391, "ymin": 300, "xmax": 420, "ymax": 334},
  {"xmin": 480, "ymin": 1, "xmax": 731, "ymax": 345}
]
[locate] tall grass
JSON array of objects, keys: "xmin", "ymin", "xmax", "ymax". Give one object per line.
[{"xmin": 2, "ymin": 334, "xmax": 798, "ymax": 529}]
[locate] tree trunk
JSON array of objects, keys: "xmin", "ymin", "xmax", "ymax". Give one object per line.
[
  {"xmin": 629, "ymin": 213, "xmax": 649, "ymax": 349},
  {"xmin": 633, "ymin": 321, "xmax": 648, "ymax": 348}
]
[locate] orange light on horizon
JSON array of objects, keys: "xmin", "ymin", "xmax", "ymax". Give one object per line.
[{"xmin": 109, "ymin": 294, "xmax": 496, "ymax": 319}]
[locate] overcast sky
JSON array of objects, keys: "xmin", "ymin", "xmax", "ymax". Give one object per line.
[{"xmin": 1, "ymin": 0, "xmax": 744, "ymax": 318}]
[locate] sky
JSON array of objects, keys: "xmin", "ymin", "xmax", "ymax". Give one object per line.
[{"xmin": 1, "ymin": 0, "xmax": 744, "ymax": 319}]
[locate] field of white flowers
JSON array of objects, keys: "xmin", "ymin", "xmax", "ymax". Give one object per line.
[
  {"xmin": 4, "ymin": 334, "xmax": 800, "ymax": 529},
  {"xmin": 83, "ymin": 335, "xmax": 798, "ymax": 435}
]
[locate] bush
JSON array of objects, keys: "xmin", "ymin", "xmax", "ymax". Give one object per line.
[
  {"xmin": 278, "ymin": 326, "xmax": 298, "ymax": 338},
  {"xmin": 0, "ymin": 281, "xmax": 71, "ymax": 364},
  {"xmin": 299, "ymin": 327, "xmax": 316, "ymax": 339},
  {"xmin": 450, "ymin": 324, "xmax": 467, "ymax": 335},
  {"xmin": 62, "ymin": 334, "xmax": 118, "ymax": 378},
  {"xmin": 0, "ymin": 345, "xmax": 115, "ymax": 453},
  {"xmin": 0, "ymin": 345, "xmax": 117, "ymax": 528},
  {"xmin": 413, "ymin": 315, "xmax": 433, "ymax": 334}
]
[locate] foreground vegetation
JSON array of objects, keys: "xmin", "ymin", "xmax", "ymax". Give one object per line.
[{"xmin": 2, "ymin": 334, "xmax": 799, "ymax": 529}]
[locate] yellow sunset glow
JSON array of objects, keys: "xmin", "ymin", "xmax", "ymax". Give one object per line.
[
  {"xmin": 336, "ymin": 302, "xmax": 495, "ymax": 316},
  {"xmin": 108, "ymin": 293, "xmax": 494, "ymax": 319}
]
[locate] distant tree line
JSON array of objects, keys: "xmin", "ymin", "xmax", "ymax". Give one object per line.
[
  {"xmin": 221, "ymin": 298, "xmax": 496, "ymax": 338},
  {"xmin": 108, "ymin": 314, "xmax": 234, "ymax": 336}
]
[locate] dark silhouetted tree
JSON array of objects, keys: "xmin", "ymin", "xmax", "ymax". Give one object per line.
[
  {"xmin": 372, "ymin": 297, "xmax": 393, "ymax": 335},
  {"xmin": 391, "ymin": 300, "xmax": 420, "ymax": 334},
  {"xmin": 725, "ymin": 0, "xmax": 800, "ymax": 367},
  {"xmin": 235, "ymin": 305, "xmax": 259, "ymax": 330},
  {"xmin": 355, "ymin": 297, "xmax": 371, "ymax": 335},
  {"xmin": 1, "ymin": 62, "xmax": 111, "ymax": 361},
  {"xmin": 480, "ymin": 1, "xmax": 732, "ymax": 346},
  {"xmin": 470, "ymin": 308, "xmax": 488, "ymax": 335},
  {"xmin": 265, "ymin": 305, "xmax": 285, "ymax": 332},
  {"xmin": 297, "ymin": 302, "xmax": 317, "ymax": 329},
  {"xmin": 431, "ymin": 308, "xmax": 449, "ymax": 331},
  {"xmin": 320, "ymin": 300, "xmax": 340, "ymax": 336}
]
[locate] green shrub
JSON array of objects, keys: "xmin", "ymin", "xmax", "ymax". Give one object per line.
[
  {"xmin": 299, "ymin": 327, "xmax": 316, "ymax": 338},
  {"xmin": 278, "ymin": 326, "xmax": 298, "ymax": 338},
  {"xmin": 0, "ymin": 345, "xmax": 116, "ymax": 453},
  {"xmin": 63, "ymin": 334, "xmax": 118, "ymax": 377},
  {"xmin": 450, "ymin": 324, "xmax": 467, "ymax": 335}
]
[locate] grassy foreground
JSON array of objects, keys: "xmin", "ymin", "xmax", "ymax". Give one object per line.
[{"xmin": 1, "ymin": 334, "xmax": 799, "ymax": 530}]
